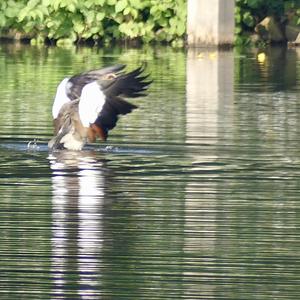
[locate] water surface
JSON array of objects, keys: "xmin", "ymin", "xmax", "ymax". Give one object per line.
[{"xmin": 0, "ymin": 44, "xmax": 300, "ymax": 299}]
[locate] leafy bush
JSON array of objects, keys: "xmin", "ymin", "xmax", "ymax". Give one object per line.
[
  {"xmin": 0, "ymin": 0, "xmax": 299, "ymax": 46},
  {"xmin": 0, "ymin": 0, "xmax": 186, "ymax": 45},
  {"xmin": 235, "ymin": 0, "xmax": 300, "ymax": 45}
]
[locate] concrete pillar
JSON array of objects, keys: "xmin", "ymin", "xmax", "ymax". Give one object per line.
[{"xmin": 187, "ymin": 0, "xmax": 235, "ymax": 47}]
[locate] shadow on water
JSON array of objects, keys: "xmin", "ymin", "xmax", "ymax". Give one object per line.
[{"xmin": 0, "ymin": 44, "xmax": 300, "ymax": 299}]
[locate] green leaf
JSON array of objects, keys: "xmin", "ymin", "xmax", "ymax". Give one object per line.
[
  {"xmin": 107, "ymin": 0, "xmax": 116, "ymax": 5},
  {"xmin": 96, "ymin": 12, "xmax": 105, "ymax": 21},
  {"xmin": 56, "ymin": 38, "xmax": 74, "ymax": 47},
  {"xmin": 6, "ymin": 6, "xmax": 19, "ymax": 18},
  {"xmin": 95, "ymin": 0, "xmax": 105, "ymax": 5},
  {"xmin": 52, "ymin": 0, "xmax": 61, "ymax": 11},
  {"xmin": 235, "ymin": 26, "xmax": 242, "ymax": 34},
  {"xmin": 0, "ymin": 14, "xmax": 6, "ymax": 27},
  {"xmin": 115, "ymin": 0, "xmax": 127, "ymax": 13},
  {"xmin": 73, "ymin": 22, "xmax": 85, "ymax": 34},
  {"xmin": 27, "ymin": 0, "xmax": 39, "ymax": 9},
  {"xmin": 124, "ymin": 7, "xmax": 131, "ymax": 15},
  {"xmin": 30, "ymin": 35, "xmax": 45, "ymax": 45},
  {"xmin": 67, "ymin": 3, "xmax": 76, "ymax": 12},
  {"xmin": 176, "ymin": 21, "xmax": 185, "ymax": 36},
  {"xmin": 129, "ymin": 0, "xmax": 142, "ymax": 9},
  {"xmin": 42, "ymin": 0, "xmax": 51, "ymax": 6},
  {"xmin": 18, "ymin": 7, "xmax": 29, "ymax": 22},
  {"xmin": 84, "ymin": 0, "xmax": 94, "ymax": 9},
  {"xmin": 130, "ymin": 8, "xmax": 138, "ymax": 19},
  {"xmin": 85, "ymin": 10, "xmax": 95, "ymax": 24},
  {"xmin": 32, "ymin": 9, "xmax": 45, "ymax": 21},
  {"xmin": 150, "ymin": 6, "xmax": 161, "ymax": 19},
  {"xmin": 246, "ymin": 0, "xmax": 261, "ymax": 9},
  {"xmin": 150, "ymin": 6, "xmax": 158, "ymax": 15},
  {"xmin": 243, "ymin": 11, "xmax": 255, "ymax": 27}
]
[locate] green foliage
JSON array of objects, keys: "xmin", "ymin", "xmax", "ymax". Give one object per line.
[
  {"xmin": 0, "ymin": 0, "xmax": 299, "ymax": 46},
  {"xmin": 0, "ymin": 0, "xmax": 186, "ymax": 45},
  {"xmin": 235, "ymin": 0, "xmax": 300, "ymax": 45}
]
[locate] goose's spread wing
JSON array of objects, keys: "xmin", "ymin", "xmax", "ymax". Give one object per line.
[
  {"xmin": 100, "ymin": 66, "xmax": 151, "ymax": 98},
  {"xmin": 51, "ymin": 64, "xmax": 126, "ymax": 119},
  {"xmin": 74, "ymin": 65, "xmax": 151, "ymax": 140},
  {"xmin": 52, "ymin": 78, "xmax": 71, "ymax": 119},
  {"xmin": 91, "ymin": 66, "xmax": 151, "ymax": 140},
  {"xmin": 67, "ymin": 64, "xmax": 126, "ymax": 100},
  {"xmin": 79, "ymin": 82, "xmax": 106, "ymax": 127}
]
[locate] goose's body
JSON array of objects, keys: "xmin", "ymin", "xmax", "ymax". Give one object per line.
[{"xmin": 48, "ymin": 65, "xmax": 150, "ymax": 150}]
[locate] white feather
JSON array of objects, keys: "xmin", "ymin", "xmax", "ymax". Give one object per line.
[
  {"xmin": 79, "ymin": 82, "xmax": 105, "ymax": 127},
  {"xmin": 52, "ymin": 78, "xmax": 71, "ymax": 119}
]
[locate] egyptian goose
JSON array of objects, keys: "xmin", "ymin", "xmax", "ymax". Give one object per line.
[{"xmin": 48, "ymin": 64, "xmax": 151, "ymax": 150}]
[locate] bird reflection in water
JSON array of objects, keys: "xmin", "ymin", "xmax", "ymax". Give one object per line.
[{"xmin": 48, "ymin": 150, "xmax": 106, "ymax": 298}]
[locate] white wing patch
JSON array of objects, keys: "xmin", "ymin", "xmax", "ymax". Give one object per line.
[
  {"xmin": 52, "ymin": 78, "xmax": 71, "ymax": 119},
  {"xmin": 79, "ymin": 82, "xmax": 106, "ymax": 127}
]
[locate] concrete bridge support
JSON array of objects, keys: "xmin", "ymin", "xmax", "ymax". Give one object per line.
[{"xmin": 187, "ymin": 0, "xmax": 235, "ymax": 47}]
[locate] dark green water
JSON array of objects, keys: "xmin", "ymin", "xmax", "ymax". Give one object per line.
[{"xmin": 0, "ymin": 44, "xmax": 300, "ymax": 299}]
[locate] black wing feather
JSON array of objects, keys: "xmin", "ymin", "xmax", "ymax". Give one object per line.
[
  {"xmin": 67, "ymin": 64, "xmax": 126, "ymax": 100},
  {"xmin": 94, "ymin": 96, "xmax": 138, "ymax": 137},
  {"xmin": 100, "ymin": 66, "xmax": 152, "ymax": 98},
  {"xmin": 93, "ymin": 66, "xmax": 151, "ymax": 137}
]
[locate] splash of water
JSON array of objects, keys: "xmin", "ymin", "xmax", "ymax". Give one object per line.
[{"xmin": 27, "ymin": 139, "xmax": 40, "ymax": 151}]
